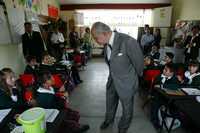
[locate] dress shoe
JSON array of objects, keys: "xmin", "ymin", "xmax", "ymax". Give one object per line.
[
  {"xmin": 74, "ymin": 124, "xmax": 90, "ymax": 133},
  {"xmin": 118, "ymin": 129, "xmax": 127, "ymax": 133},
  {"xmin": 100, "ymin": 121, "xmax": 113, "ymax": 130}
]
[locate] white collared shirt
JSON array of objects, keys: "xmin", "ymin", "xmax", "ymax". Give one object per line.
[
  {"xmin": 37, "ymin": 87, "xmax": 55, "ymax": 94},
  {"xmin": 107, "ymin": 32, "xmax": 115, "ymax": 60},
  {"xmin": 51, "ymin": 32, "xmax": 65, "ymax": 44},
  {"xmin": 161, "ymin": 74, "xmax": 172, "ymax": 84}
]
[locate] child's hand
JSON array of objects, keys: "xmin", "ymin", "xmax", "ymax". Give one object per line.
[
  {"xmin": 28, "ymin": 99, "xmax": 37, "ymax": 106},
  {"xmin": 14, "ymin": 114, "xmax": 20, "ymax": 119},
  {"xmin": 59, "ymin": 85, "xmax": 65, "ymax": 92},
  {"xmin": 177, "ymin": 75, "xmax": 183, "ymax": 82},
  {"xmin": 64, "ymin": 91, "xmax": 69, "ymax": 97}
]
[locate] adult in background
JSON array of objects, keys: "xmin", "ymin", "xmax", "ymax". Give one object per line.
[
  {"xmin": 82, "ymin": 27, "xmax": 92, "ymax": 58},
  {"xmin": 141, "ymin": 26, "xmax": 154, "ymax": 54},
  {"xmin": 69, "ymin": 26, "xmax": 79, "ymax": 49},
  {"xmin": 91, "ymin": 22, "xmax": 143, "ymax": 133},
  {"xmin": 152, "ymin": 28, "xmax": 162, "ymax": 49},
  {"xmin": 184, "ymin": 25, "xmax": 200, "ymax": 63},
  {"xmin": 22, "ymin": 22, "xmax": 45, "ymax": 63},
  {"xmin": 50, "ymin": 27, "xmax": 65, "ymax": 61}
]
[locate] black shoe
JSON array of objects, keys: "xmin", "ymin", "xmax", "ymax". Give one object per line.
[
  {"xmin": 100, "ymin": 121, "xmax": 113, "ymax": 130},
  {"xmin": 74, "ymin": 124, "xmax": 90, "ymax": 133},
  {"xmin": 118, "ymin": 129, "xmax": 127, "ymax": 133},
  {"xmin": 80, "ymin": 124, "xmax": 90, "ymax": 132}
]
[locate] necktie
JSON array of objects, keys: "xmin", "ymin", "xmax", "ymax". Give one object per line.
[{"xmin": 108, "ymin": 44, "xmax": 112, "ymax": 51}]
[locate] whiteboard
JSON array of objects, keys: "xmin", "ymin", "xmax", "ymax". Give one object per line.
[
  {"xmin": 152, "ymin": 6, "xmax": 172, "ymax": 27},
  {"xmin": 0, "ymin": 6, "xmax": 11, "ymax": 44}
]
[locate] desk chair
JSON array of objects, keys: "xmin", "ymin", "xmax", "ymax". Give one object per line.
[
  {"xmin": 159, "ymin": 104, "xmax": 181, "ymax": 133},
  {"xmin": 142, "ymin": 69, "xmax": 161, "ymax": 109},
  {"xmin": 19, "ymin": 74, "xmax": 35, "ymax": 101}
]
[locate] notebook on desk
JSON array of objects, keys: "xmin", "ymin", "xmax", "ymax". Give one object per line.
[
  {"xmin": 181, "ymin": 88, "xmax": 200, "ymax": 95},
  {"xmin": 45, "ymin": 109, "xmax": 59, "ymax": 123},
  {"xmin": 0, "ymin": 109, "xmax": 11, "ymax": 123}
]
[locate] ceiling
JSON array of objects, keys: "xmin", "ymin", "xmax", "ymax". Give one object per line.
[{"xmin": 59, "ymin": 0, "xmax": 171, "ymax": 5}]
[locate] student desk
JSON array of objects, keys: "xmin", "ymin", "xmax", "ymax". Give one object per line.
[
  {"xmin": 0, "ymin": 109, "xmax": 66, "ymax": 133},
  {"xmin": 174, "ymin": 98, "xmax": 200, "ymax": 131},
  {"xmin": 154, "ymin": 87, "xmax": 200, "ymax": 133}
]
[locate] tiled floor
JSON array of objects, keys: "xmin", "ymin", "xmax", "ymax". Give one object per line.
[{"xmin": 69, "ymin": 58, "xmax": 185, "ymax": 133}]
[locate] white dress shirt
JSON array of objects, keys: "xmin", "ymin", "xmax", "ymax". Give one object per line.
[
  {"xmin": 107, "ymin": 32, "xmax": 115, "ymax": 60},
  {"xmin": 51, "ymin": 32, "xmax": 65, "ymax": 44}
]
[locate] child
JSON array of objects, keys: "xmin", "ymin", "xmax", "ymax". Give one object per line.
[
  {"xmin": 36, "ymin": 71, "xmax": 89, "ymax": 133},
  {"xmin": 151, "ymin": 64, "xmax": 180, "ymax": 129},
  {"xmin": 144, "ymin": 56, "xmax": 155, "ymax": 70},
  {"xmin": 154, "ymin": 63, "xmax": 180, "ymax": 90},
  {"xmin": 0, "ymin": 68, "xmax": 25, "ymax": 109},
  {"xmin": 178, "ymin": 60, "xmax": 200, "ymax": 88},
  {"xmin": 149, "ymin": 45, "xmax": 160, "ymax": 60},
  {"xmin": 24, "ymin": 55, "xmax": 39, "ymax": 76},
  {"xmin": 160, "ymin": 52, "xmax": 174, "ymax": 65}
]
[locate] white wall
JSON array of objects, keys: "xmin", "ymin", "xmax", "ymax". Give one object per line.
[
  {"xmin": 60, "ymin": 0, "xmax": 171, "ymax": 4},
  {"xmin": 0, "ymin": 44, "xmax": 25, "ymax": 75},
  {"xmin": 171, "ymin": 0, "xmax": 200, "ymax": 25}
]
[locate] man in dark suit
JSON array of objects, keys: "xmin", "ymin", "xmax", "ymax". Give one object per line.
[
  {"xmin": 184, "ymin": 25, "xmax": 200, "ymax": 63},
  {"xmin": 22, "ymin": 22, "xmax": 45, "ymax": 62},
  {"xmin": 91, "ymin": 22, "xmax": 144, "ymax": 133}
]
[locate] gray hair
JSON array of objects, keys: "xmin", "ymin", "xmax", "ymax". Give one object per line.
[{"xmin": 92, "ymin": 22, "xmax": 111, "ymax": 34}]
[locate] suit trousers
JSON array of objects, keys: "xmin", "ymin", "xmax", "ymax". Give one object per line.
[{"xmin": 105, "ymin": 79, "xmax": 134, "ymax": 130}]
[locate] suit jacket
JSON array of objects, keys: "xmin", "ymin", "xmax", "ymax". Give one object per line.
[
  {"xmin": 184, "ymin": 35, "xmax": 200, "ymax": 59},
  {"xmin": 104, "ymin": 32, "xmax": 144, "ymax": 99},
  {"xmin": 22, "ymin": 31, "xmax": 45, "ymax": 61}
]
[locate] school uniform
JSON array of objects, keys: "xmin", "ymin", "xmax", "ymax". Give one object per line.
[
  {"xmin": 0, "ymin": 88, "xmax": 25, "ymax": 109},
  {"xmin": 154, "ymin": 74, "xmax": 180, "ymax": 90},
  {"xmin": 182, "ymin": 71, "xmax": 200, "ymax": 88},
  {"xmin": 36, "ymin": 86, "xmax": 81, "ymax": 132},
  {"xmin": 24, "ymin": 65, "xmax": 39, "ymax": 76},
  {"xmin": 150, "ymin": 51, "xmax": 160, "ymax": 60}
]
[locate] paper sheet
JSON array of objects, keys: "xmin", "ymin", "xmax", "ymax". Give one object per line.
[
  {"xmin": 45, "ymin": 109, "xmax": 59, "ymax": 123},
  {"xmin": 0, "ymin": 109, "xmax": 11, "ymax": 123},
  {"xmin": 181, "ymin": 88, "xmax": 200, "ymax": 95}
]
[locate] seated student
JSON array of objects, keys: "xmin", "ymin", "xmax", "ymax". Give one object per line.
[
  {"xmin": 144, "ymin": 56, "xmax": 155, "ymax": 70},
  {"xmin": 39, "ymin": 52, "xmax": 57, "ymax": 73},
  {"xmin": 151, "ymin": 64, "xmax": 181, "ymax": 129},
  {"xmin": 0, "ymin": 68, "xmax": 26, "ymax": 109},
  {"xmin": 24, "ymin": 55, "xmax": 39, "ymax": 76},
  {"xmin": 149, "ymin": 45, "xmax": 160, "ymax": 60},
  {"xmin": 178, "ymin": 60, "xmax": 200, "ymax": 88},
  {"xmin": 154, "ymin": 63, "xmax": 180, "ymax": 90},
  {"xmin": 160, "ymin": 52, "xmax": 174, "ymax": 65},
  {"xmin": 40, "ymin": 52, "xmax": 82, "ymax": 86},
  {"xmin": 35, "ymin": 71, "xmax": 89, "ymax": 133}
]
